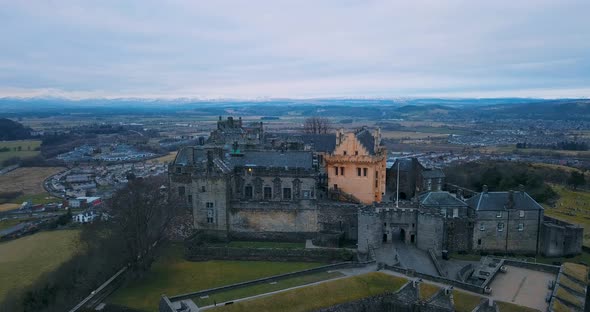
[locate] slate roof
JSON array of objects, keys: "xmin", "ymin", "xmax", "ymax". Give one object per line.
[
  {"xmin": 421, "ymin": 169, "xmax": 445, "ymax": 179},
  {"xmin": 466, "ymin": 191, "xmax": 544, "ymax": 211},
  {"xmin": 392, "ymin": 158, "xmax": 420, "ymax": 171},
  {"xmin": 226, "ymin": 151, "xmax": 313, "ymax": 169},
  {"xmin": 296, "ymin": 134, "xmax": 336, "ymax": 153},
  {"xmin": 419, "ymin": 191, "xmax": 467, "ymax": 207},
  {"xmin": 355, "ymin": 129, "xmax": 375, "ymax": 155}
]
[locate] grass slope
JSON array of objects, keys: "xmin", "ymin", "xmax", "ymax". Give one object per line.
[
  {"xmin": 212, "ymin": 272, "xmax": 408, "ymax": 312},
  {"xmin": 108, "ymin": 244, "xmax": 326, "ymax": 312},
  {"xmin": 0, "ymin": 230, "xmax": 80, "ymax": 301},
  {"xmin": 194, "ymin": 271, "xmax": 343, "ymax": 307}
]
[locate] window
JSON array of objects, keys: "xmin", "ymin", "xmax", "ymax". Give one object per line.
[
  {"xmin": 440, "ymin": 208, "xmax": 447, "ymax": 217},
  {"xmin": 343, "ymin": 151, "xmax": 347, "ymax": 155},
  {"xmin": 355, "ymin": 151, "xmax": 359, "ymax": 155},
  {"xmin": 519, "ymin": 210, "xmax": 525, "ymax": 218},
  {"xmin": 479, "ymin": 224, "xmax": 485, "ymax": 231},
  {"xmin": 334, "ymin": 166, "xmax": 339, "ymax": 176},
  {"xmin": 497, "ymin": 222, "xmax": 504, "ymax": 232},
  {"xmin": 263, "ymin": 186, "xmax": 272, "ymax": 200},
  {"xmin": 245, "ymin": 185, "xmax": 253, "ymax": 199},
  {"xmin": 178, "ymin": 186, "xmax": 185, "ymax": 196},
  {"xmin": 453, "ymin": 208, "xmax": 459, "ymax": 218},
  {"xmin": 201, "ymin": 185, "xmax": 206, "ymax": 192},
  {"xmin": 363, "ymin": 168, "xmax": 368, "ymax": 176},
  {"xmin": 340, "ymin": 167, "xmax": 345, "ymax": 176},
  {"xmin": 283, "ymin": 187, "xmax": 292, "ymax": 200},
  {"xmin": 206, "ymin": 206, "xmax": 214, "ymax": 224},
  {"xmin": 496, "ymin": 211, "xmax": 503, "ymax": 218},
  {"xmin": 518, "ymin": 223, "xmax": 524, "ymax": 231},
  {"xmin": 302, "ymin": 190, "xmax": 311, "ymax": 199},
  {"xmin": 176, "ymin": 167, "xmax": 181, "ymax": 174},
  {"xmin": 334, "ymin": 184, "xmax": 338, "ymax": 190},
  {"xmin": 187, "ymin": 195, "xmax": 192, "ymax": 204},
  {"xmin": 478, "ymin": 239, "xmax": 482, "ymax": 245},
  {"xmin": 357, "ymin": 168, "xmax": 362, "ymax": 176}
]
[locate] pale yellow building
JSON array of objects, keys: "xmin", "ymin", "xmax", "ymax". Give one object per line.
[{"xmin": 324, "ymin": 127, "xmax": 387, "ymax": 204}]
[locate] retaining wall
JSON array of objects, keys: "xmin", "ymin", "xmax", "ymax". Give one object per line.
[{"xmin": 185, "ymin": 244, "xmax": 355, "ymax": 262}]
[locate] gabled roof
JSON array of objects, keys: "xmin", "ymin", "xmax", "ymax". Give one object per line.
[
  {"xmin": 226, "ymin": 151, "xmax": 313, "ymax": 169},
  {"xmin": 355, "ymin": 129, "xmax": 375, "ymax": 155},
  {"xmin": 466, "ymin": 191, "xmax": 544, "ymax": 211},
  {"xmin": 419, "ymin": 191, "xmax": 467, "ymax": 207},
  {"xmin": 297, "ymin": 134, "xmax": 336, "ymax": 153}
]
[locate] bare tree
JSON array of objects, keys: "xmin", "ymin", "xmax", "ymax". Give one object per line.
[
  {"xmin": 109, "ymin": 176, "xmax": 181, "ymax": 271},
  {"xmin": 304, "ymin": 117, "xmax": 331, "ymax": 134}
]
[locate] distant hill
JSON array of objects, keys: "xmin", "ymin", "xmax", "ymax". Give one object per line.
[
  {"xmin": 0, "ymin": 118, "xmax": 32, "ymax": 140},
  {"xmin": 396, "ymin": 104, "xmax": 455, "ymax": 113},
  {"xmin": 479, "ymin": 99, "xmax": 590, "ymax": 120}
]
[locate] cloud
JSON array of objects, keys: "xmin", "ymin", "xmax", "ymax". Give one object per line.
[{"xmin": 0, "ymin": 0, "xmax": 589, "ymax": 99}]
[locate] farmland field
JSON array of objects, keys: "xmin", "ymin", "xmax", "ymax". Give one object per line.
[
  {"xmin": 108, "ymin": 244, "xmax": 327, "ymax": 312},
  {"xmin": 0, "ymin": 167, "xmax": 64, "ymax": 199},
  {"xmin": 148, "ymin": 151, "xmax": 177, "ymax": 164},
  {"xmin": 0, "ymin": 229, "xmax": 80, "ymax": 301},
  {"xmin": 0, "ymin": 140, "xmax": 41, "ymax": 163}
]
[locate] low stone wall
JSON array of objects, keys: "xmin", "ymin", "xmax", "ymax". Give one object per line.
[
  {"xmin": 158, "ymin": 296, "xmax": 175, "ymax": 312},
  {"xmin": 169, "ymin": 262, "xmax": 363, "ymax": 302},
  {"xmin": 383, "ymin": 264, "xmax": 486, "ymax": 294},
  {"xmin": 457, "ymin": 263, "xmax": 474, "ymax": 282},
  {"xmin": 500, "ymin": 258, "xmax": 560, "ymax": 274},
  {"xmin": 312, "ymin": 231, "xmax": 344, "ymax": 248},
  {"xmin": 186, "ymin": 245, "xmax": 355, "ymax": 262},
  {"xmin": 228, "ymin": 230, "xmax": 316, "ymax": 242}
]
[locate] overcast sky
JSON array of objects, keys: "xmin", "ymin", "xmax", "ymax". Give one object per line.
[{"xmin": 1, "ymin": 1, "xmax": 589, "ymax": 99}]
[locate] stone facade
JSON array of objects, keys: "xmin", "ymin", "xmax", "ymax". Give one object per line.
[
  {"xmin": 541, "ymin": 216, "xmax": 583, "ymax": 257},
  {"xmin": 324, "ymin": 128, "xmax": 387, "ymax": 204},
  {"xmin": 468, "ymin": 189, "xmax": 544, "ymax": 254}
]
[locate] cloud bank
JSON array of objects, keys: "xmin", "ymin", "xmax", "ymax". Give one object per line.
[{"xmin": 0, "ymin": 0, "xmax": 589, "ymax": 99}]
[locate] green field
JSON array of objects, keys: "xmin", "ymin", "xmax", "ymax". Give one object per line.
[
  {"xmin": 0, "ymin": 230, "xmax": 80, "ymax": 301},
  {"xmin": 211, "ymin": 272, "xmax": 407, "ymax": 312},
  {"xmin": 108, "ymin": 244, "xmax": 327, "ymax": 312},
  {"xmin": 0, "ymin": 140, "xmax": 41, "ymax": 164},
  {"xmin": 13, "ymin": 192, "xmax": 60, "ymax": 205},
  {"xmin": 194, "ymin": 271, "xmax": 343, "ymax": 307},
  {"xmin": 453, "ymin": 290, "xmax": 483, "ymax": 312}
]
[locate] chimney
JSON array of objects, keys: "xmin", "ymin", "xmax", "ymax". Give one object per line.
[
  {"xmin": 508, "ymin": 190, "xmax": 514, "ymax": 209},
  {"xmin": 482, "ymin": 185, "xmax": 488, "ymax": 194},
  {"xmin": 373, "ymin": 128, "xmax": 381, "ymax": 151},
  {"xmin": 519, "ymin": 184, "xmax": 525, "ymax": 193}
]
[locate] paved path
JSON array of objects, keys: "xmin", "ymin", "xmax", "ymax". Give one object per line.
[{"xmin": 376, "ymin": 242, "xmax": 439, "ymax": 276}]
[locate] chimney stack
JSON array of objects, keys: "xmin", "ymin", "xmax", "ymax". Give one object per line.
[{"xmin": 482, "ymin": 185, "xmax": 488, "ymax": 194}]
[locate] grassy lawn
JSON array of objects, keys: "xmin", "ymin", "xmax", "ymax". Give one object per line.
[
  {"xmin": 108, "ymin": 244, "xmax": 327, "ymax": 312},
  {"xmin": 543, "ymin": 185, "xmax": 590, "ymax": 247},
  {"xmin": 418, "ymin": 283, "xmax": 440, "ymax": 300},
  {"xmin": 0, "ymin": 140, "xmax": 41, "ymax": 163},
  {"xmin": 221, "ymin": 241, "xmax": 305, "ymax": 249},
  {"xmin": 496, "ymin": 301, "xmax": 541, "ymax": 312},
  {"xmin": 0, "ymin": 229, "xmax": 80, "ymax": 301},
  {"xmin": 453, "ymin": 290, "xmax": 483, "ymax": 312},
  {"xmin": 211, "ymin": 272, "xmax": 408, "ymax": 312},
  {"xmin": 13, "ymin": 192, "xmax": 60, "ymax": 205},
  {"xmin": 194, "ymin": 271, "xmax": 343, "ymax": 307}
]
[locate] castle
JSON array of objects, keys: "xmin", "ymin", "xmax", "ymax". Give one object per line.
[{"xmin": 169, "ymin": 117, "xmax": 583, "ymax": 257}]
